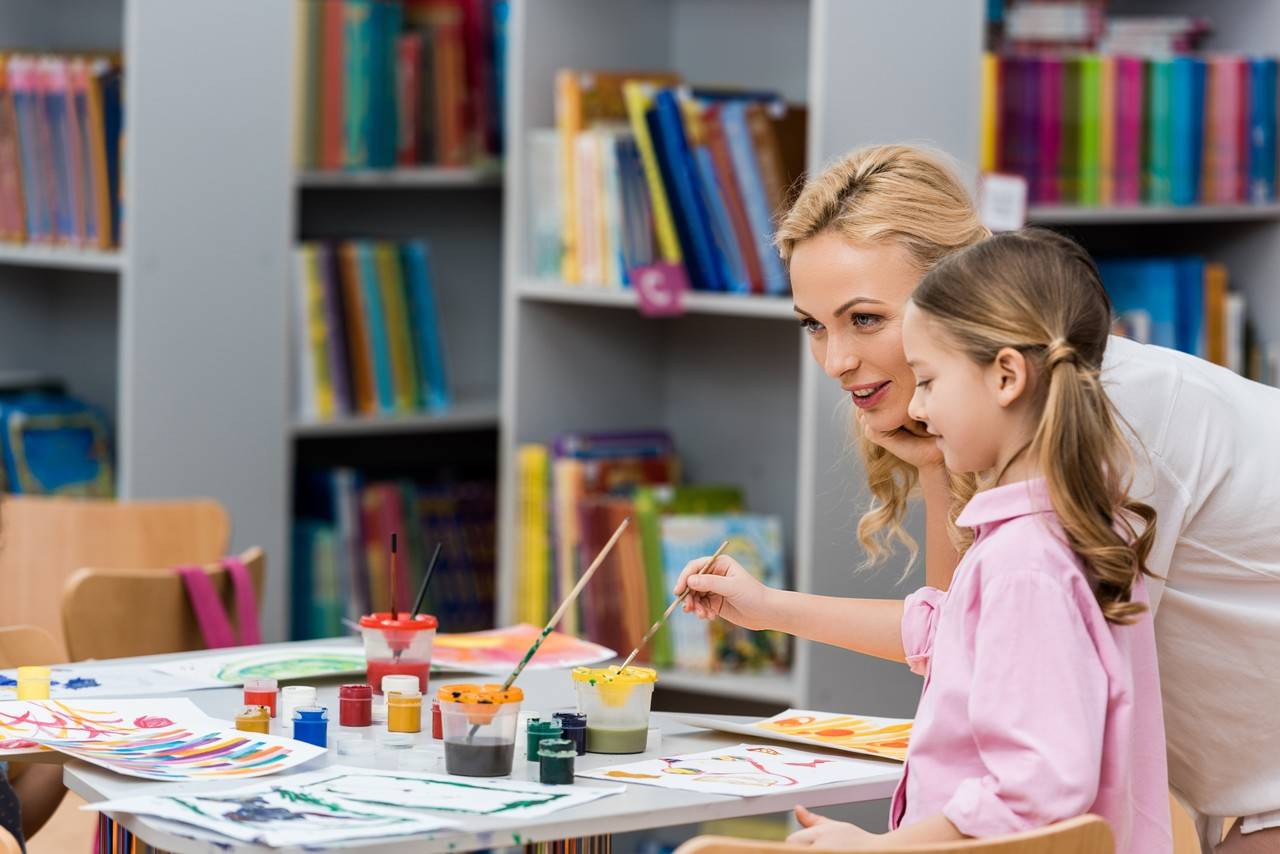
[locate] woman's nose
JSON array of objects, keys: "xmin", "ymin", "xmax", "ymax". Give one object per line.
[{"xmin": 823, "ymin": 334, "xmax": 859, "ymax": 380}]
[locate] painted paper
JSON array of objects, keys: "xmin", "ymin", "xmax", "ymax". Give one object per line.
[
  {"xmin": 0, "ymin": 698, "xmax": 215, "ymax": 758},
  {"xmin": 151, "ymin": 646, "xmax": 366, "ymax": 686},
  {"xmin": 673, "ymin": 709, "xmax": 912, "ymax": 762},
  {"xmin": 578, "ymin": 743, "xmax": 899, "ymax": 797},
  {"xmin": 0, "ymin": 664, "xmax": 214, "ymax": 701},
  {"xmin": 432, "ymin": 624, "xmax": 614, "ymax": 673}
]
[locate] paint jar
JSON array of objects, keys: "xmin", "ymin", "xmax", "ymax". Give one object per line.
[
  {"xmin": 292, "ymin": 706, "xmax": 328, "ymax": 747},
  {"xmin": 538, "ymin": 738, "xmax": 576, "ymax": 785},
  {"xmin": 437, "ymin": 683, "xmax": 523, "ymax": 777},
  {"xmin": 431, "ymin": 699, "xmax": 443, "ymax": 740},
  {"xmin": 387, "ymin": 689, "xmax": 423, "ymax": 734},
  {"xmin": 280, "ymin": 685, "xmax": 317, "ymax": 734},
  {"xmin": 380, "ymin": 675, "xmax": 419, "ymax": 697},
  {"xmin": 360, "ymin": 612, "xmax": 437, "ymax": 695},
  {"xmin": 16, "ymin": 666, "xmax": 51, "ymax": 700},
  {"xmin": 525, "ymin": 718, "xmax": 563, "ymax": 761},
  {"xmin": 553, "ymin": 712, "xmax": 588, "ymax": 756},
  {"xmin": 234, "ymin": 705, "xmax": 271, "ymax": 734},
  {"xmin": 336, "ymin": 736, "xmax": 378, "ymax": 768},
  {"xmin": 243, "ymin": 677, "xmax": 278, "ymax": 717},
  {"xmin": 339, "ymin": 684, "xmax": 373, "ymax": 727},
  {"xmin": 572, "ymin": 666, "xmax": 657, "ymax": 754}
]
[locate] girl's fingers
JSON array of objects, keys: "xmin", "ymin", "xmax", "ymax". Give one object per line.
[{"xmin": 794, "ymin": 805, "xmax": 826, "ymax": 827}]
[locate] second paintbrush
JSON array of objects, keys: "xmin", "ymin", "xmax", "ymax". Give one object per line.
[{"xmin": 617, "ymin": 540, "xmax": 730, "ymax": 671}]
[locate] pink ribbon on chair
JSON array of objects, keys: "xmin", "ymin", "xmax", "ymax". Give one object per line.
[{"xmin": 174, "ymin": 557, "xmax": 262, "ymax": 649}]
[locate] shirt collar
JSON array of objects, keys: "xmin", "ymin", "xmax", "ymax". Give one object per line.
[{"xmin": 955, "ymin": 477, "xmax": 1055, "ymax": 529}]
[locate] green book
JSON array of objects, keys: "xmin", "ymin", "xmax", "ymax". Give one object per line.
[
  {"xmin": 343, "ymin": 0, "xmax": 374, "ymax": 168},
  {"xmin": 634, "ymin": 485, "xmax": 744, "ymax": 668},
  {"xmin": 1079, "ymin": 55, "xmax": 1102, "ymax": 206},
  {"xmin": 1146, "ymin": 59, "xmax": 1175, "ymax": 205}
]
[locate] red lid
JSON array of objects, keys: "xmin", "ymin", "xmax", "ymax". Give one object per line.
[
  {"xmin": 339, "ymin": 683, "xmax": 373, "ymax": 700},
  {"xmin": 359, "ymin": 612, "xmax": 438, "ymax": 630}
]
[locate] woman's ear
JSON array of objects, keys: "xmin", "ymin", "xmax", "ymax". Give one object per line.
[{"xmin": 988, "ymin": 347, "xmax": 1028, "ymax": 408}]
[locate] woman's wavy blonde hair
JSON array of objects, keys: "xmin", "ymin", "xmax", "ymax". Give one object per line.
[
  {"xmin": 775, "ymin": 144, "xmax": 990, "ymax": 566},
  {"xmin": 912, "ymin": 229, "xmax": 1155, "ymax": 623}
]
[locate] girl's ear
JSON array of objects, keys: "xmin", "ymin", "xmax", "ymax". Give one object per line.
[{"xmin": 988, "ymin": 346, "xmax": 1028, "ymax": 408}]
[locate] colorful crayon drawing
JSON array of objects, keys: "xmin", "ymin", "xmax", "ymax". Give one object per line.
[
  {"xmin": 0, "ymin": 698, "xmax": 213, "ymax": 758},
  {"xmin": 89, "ymin": 779, "xmax": 454, "ymax": 847},
  {"xmin": 0, "ymin": 664, "xmax": 213, "ymax": 700},
  {"xmin": 432, "ymin": 624, "xmax": 614, "ymax": 673},
  {"xmin": 754, "ymin": 710, "xmax": 912, "ymax": 761},
  {"xmin": 579, "ymin": 744, "xmax": 900, "ymax": 797},
  {"xmin": 151, "ymin": 646, "xmax": 366, "ymax": 686},
  {"xmin": 38, "ymin": 725, "xmax": 326, "ymax": 781}
]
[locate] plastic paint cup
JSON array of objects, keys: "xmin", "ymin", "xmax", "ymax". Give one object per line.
[
  {"xmin": 538, "ymin": 738, "xmax": 576, "ymax": 785},
  {"xmin": 280, "ymin": 685, "xmax": 317, "ymax": 734},
  {"xmin": 292, "ymin": 706, "xmax": 328, "ymax": 748},
  {"xmin": 16, "ymin": 666, "xmax": 51, "ymax": 700},
  {"xmin": 243, "ymin": 677, "xmax": 278, "ymax": 717},
  {"xmin": 339, "ymin": 684, "xmax": 373, "ymax": 728},
  {"xmin": 234, "ymin": 705, "xmax": 271, "ymax": 734},
  {"xmin": 437, "ymin": 683, "xmax": 523, "ymax": 777},
  {"xmin": 387, "ymin": 689, "xmax": 423, "ymax": 734},
  {"xmin": 572, "ymin": 666, "xmax": 657, "ymax": 754},
  {"xmin": 526, "ymin": 718, "xmax": 563, "ymax": 761},
  {"xmin": 360, "ymin": 612, "xmax": 437, "ymax": 695},
  {"xmin": 553, "ymin": 712, "xmax": 587, "ymax": 756}
]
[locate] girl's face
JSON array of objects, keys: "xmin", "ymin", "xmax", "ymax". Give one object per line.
[{"xmin": 789, "ymin": 232, "xmax": 921, "ymax": 434}]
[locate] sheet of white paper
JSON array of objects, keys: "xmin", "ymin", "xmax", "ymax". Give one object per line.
[
  {"xmin": 151, "ymin": 645, "xmax": 365, "ymax": 686},
  {"xmin": 0, "ymin": 663, "xmax": 216, "ymax": 700},
  {"xmin": 578, "ymin": 743, "xmax": 899, "ymax": 797},
  {"xmin": 0, "ymin": 697, "xmax": 217, "ymax": 758}
]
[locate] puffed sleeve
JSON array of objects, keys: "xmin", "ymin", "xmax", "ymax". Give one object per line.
[
  {"xmin": 901, "ymin": 586, "xmax": 946, "ymax": 677},
  {"xmin": 942, "ymin": 572, "xmax": 1109, "ymax": 837}
]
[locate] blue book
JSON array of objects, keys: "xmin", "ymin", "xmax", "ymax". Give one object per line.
[
  {"xmin": 721, "ymin": 102, "xmax": 787, "ymax": 294},
  {"xmin": 1146, "ymin": 60, "xmax": 1174, "ymax": 205},
  {"xmin": 693, "ymin": 146, "xmax": 749, "ymax": 293},
  {"xmin": 354, "ymin": 242, "xmax": 396, "ymax": 413},
  {"xmin": 1099, "ymin": 259, "xmax": 1179, "ymax": 350},
  {"xmin": 1174, "ymin": 257, "xmax": 1205, "ymax": 357},
  {"xmin": 98, "ymin": 68, "xmax": 123, "ymax": 245},
  {"xmin": 1170, "ymin": 58, "xmax": 1201, "ymax": 206},
  {"xmin": 400, "ymin": 241, "xmax": 450, "ymax": 411},
  {"xmin": 650, "ymin": 89, "xmax": 725, "ymax": 291},
  {"xmin": 71, "ymin": 79, "xmax": 98, "ymax": 244},
  {"xmin": 43, "ymin": 81, "xmax": 76, "ymax": 240},
  {"xmin": 1249, "ymin": 58, "xmax": 1278, "ymax": 202},
  {"xmin": 368, "ymin": 0, "xmax": 400, "ymax": 168},
  {"xmin": 10, "ymin": 72, "xmax": 49, "ymax": 241}
]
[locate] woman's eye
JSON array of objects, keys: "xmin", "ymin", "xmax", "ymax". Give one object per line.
[
  {"xmin": 850, "ymin": 313, "xmax": 882, "ymax": 329},
  {"xmin": 798, "ymin": 318, "xmax": 824, "ymax": 335}
]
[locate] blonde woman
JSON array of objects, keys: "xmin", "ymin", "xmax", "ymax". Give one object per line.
[{"xmin": 674, "ymin": 145, "xmax": 1280, "ymax": 854}]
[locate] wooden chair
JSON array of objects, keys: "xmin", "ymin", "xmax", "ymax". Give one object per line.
[
  {"xmin": 674, "ymin": 815, "xmax": 1113, "ymax": 854},
  {"xmin": 0, "ymin": 495, "xmax": 230, "ymax": 657},
  {"xmin": 60, "ymin": 546, "xmax": 265, "ymax": 661},
  {"xmin": 0, "ymin": 626, "xmax": 70, "ymax": 838}
]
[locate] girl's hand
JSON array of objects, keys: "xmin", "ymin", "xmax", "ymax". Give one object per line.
[
  {"xmin": 674, "ymin": 554, "xmax": 773, "ymax": 631},
  {"xmin": 788, "ymin": 806, "xmax": 881, "ymax": 849},
  {"xmin": 857, "ymin": 411, "xmax": 943, "ymax": 473}
]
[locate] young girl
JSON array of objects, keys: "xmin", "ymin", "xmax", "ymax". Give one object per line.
[{"xmin": 678, "ymin": 229, "xmax": 1170, "ymax": 851}]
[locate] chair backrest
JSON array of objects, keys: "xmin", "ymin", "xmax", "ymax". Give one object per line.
[
  {"xmin": 60, "ymin": 546, "xmax": 265, "ymax": 661},
  {"xmin": 0, "ymin": 625, "xmax": 65, "ymax": 669},
  {"xmin": 0, "ymin": 495, "xmax": 230, "ymax": 656},
  {"xmin": 674, "ymin": 815, "xmax": 1113, "ymax": 854}
]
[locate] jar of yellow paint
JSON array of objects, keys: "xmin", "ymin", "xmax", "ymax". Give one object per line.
[{"xmin": 387, "ymin": 689, "xmax": 423, "ymax": 734}]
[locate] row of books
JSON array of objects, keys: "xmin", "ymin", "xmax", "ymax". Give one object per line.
[
  {"xmin": 516, "ymin": 432, "xmax": 789, "ymax": 674},
  {"xmin": 292, "ymin": 469, "xmax": 496, "ymax": 638},
  {"xmin": 996, "ymin": 3, "xmax": 1211, "ymax": 55},
  {"xmin": 0, "ymin": 54, "xmax": 122, "ymax": 248},
  {"xmin": 293, "ymin": 239, "xmax": 449, "ymax": 421},
  {"xmin": 531, "ymin": 70, "xmax": 806, "ymax": 294},
  {"xmin": 980, "ymin": 52, "xmax": 1278, "ymax": 207},
  {"xmin": 295, "ymin": 0, "xmax": 506, "ymax": 172},
  {"xmin": 1100, "ymin": 256, "xmax": 1278, "ymax": 385}
]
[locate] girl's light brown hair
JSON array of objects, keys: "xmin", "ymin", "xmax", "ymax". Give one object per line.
[
  {"xmin": 776, "ymin": 144, "xmax": 990, "ymax": 566},
  {"xmin": 911, "ymin": 228, "xmax": 1155, "ymax": 623}
]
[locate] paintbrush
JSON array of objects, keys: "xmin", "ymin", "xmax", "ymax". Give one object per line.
[
  {"xmin": 617, "ymin": 540, "xmax": 729, "ymax": 671},
  {"xmin": 390, "ymin": 533, "xmax": 399, "ymax": 622},
  {"xmin": 410, "ymin": 542, "xmax": 444, "ymax": 617}
]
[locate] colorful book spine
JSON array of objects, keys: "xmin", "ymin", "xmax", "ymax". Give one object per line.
[
  {"xmin": 1097, "ymin": 55, "xmax": 1115, "ymax": 205},
  {"xmin": 401, "ymin": 240, "xmax": 450, "ymax": 410},
  {"xmin": 1145, "ymin": 58, "xmax": 1174, "ymax": 205},
  {"xmin": 373, "ymin": 241, "xmax": 419, "ymax": 411},
  {"xmin": 1037, "ymin": 56, "xmax": 1063, "ymax": 204},
  {"xmin": 980, "ymin": 52, "xmax": 999, "ymax": 174},
  {"xmin": 1114, "ymin": 56, "xmax": 1144, "ymax": 205},
  {"xmin": 1248, "ymin": 57, "xmax": 1278, "ymax": 202},
  {"xmin": 354, "ymin": 241, "xmax": 397, "ymax": 413},
  {"xmin": 622, "ymin": 81, "xmax": 682, "ymax": 265},
  {"xmin": 9, "ymin": 56, "xmax": 50, "ymax": 242},
  {"xmin": 0, "ymin": 55, "xmax": 27, "ymax": 242},
  {"xmin": 1170, "ymin": 56, "xmax": 1204, "ymax": 206},
  {"xmin": 1205, "ymin": 56, "xmax": 1245, "ymax": 204},
  {"xmin": 650, "ymin": 89, "xmax": 723, "ymax": 291},
  {"xmin": 1078, "ymin": 55, "xmax": 1102, "ymax": 206},
  {"xmin": 721, "ymin": 101, "xmax": 787, "ymax": 294},
  {"xmin": 342, "ymin": 0, "xmax": 374, "ymax": 168},
  {"xmin": 320, "ymin": 0, "xmax": 346, "ymax": 170}
]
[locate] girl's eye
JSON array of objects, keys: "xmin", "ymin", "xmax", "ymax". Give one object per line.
[
  {"xmin": 798, "ymin": 318, "xmax": 824, "ymax": 335},
  {"xmin": 850, "ymin": 313, "xmax": 882, "ymax": 329},
  {"xmin": 915, "ymin": 379, "xmax": 931, "ymax": 389}
]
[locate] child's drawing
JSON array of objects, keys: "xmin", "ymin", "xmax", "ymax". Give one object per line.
[
  {"xmin": 431, "ymin": 625, "xmax": 614, "ymax": 673},
  {"xmin": 0, "ymin": 698, "xmax": 212, "ymax": 757},
  {"xmin": 755, "ymin": 710, "xmax": 911, "ymax": 761},
  {"xmin": 151, "ymin": 646, "xmax": 366, "ymax": 685}
]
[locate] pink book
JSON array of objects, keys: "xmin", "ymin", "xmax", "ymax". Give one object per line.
[
  {"xmin": 1206, "ymin": 56, "xmax": 1245, "ymax": 203},
  {"xmin": 1037, "ymin": 56, "xmax": 1063, "ymax": 205},
  {"xmin": 1113, "ymin": 56, "xmax": 1144, "ymax": 205}
]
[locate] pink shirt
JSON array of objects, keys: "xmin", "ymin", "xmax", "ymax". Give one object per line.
[{"xmin": 891, "ymin": 479, "xmax": 1171, "ymax": 853}]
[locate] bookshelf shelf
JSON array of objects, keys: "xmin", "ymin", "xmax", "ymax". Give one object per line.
[
  {"xmin": 656, "ymin": 668, "xmax": 795, "ymax": 704},
  {"xmin": 518, "ymin": 279, "xmax": 797, "ymax": 320},
  {"xmin": 1028, "ymin": 203, "xmax": 1280, "ymax": 226},
  {"xmin": 0, "ymin": 244, "xmax": 124, "ymax": 273},
  {"xmin": 291, "ymin": 400, "xmax": 501, "ymax": 438},
  {"xmin": 297, "ymin": 166, "xmax": 502, "ymax": 189}
]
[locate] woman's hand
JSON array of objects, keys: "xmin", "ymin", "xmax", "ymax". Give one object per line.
[
  {"xmin": 787, "ymin": 805, "xmax": 882, "ymax": 849},
  {"xmin": 674, "ymin": 554, "xmax": 774, "ymax": 631},
  {"xmin": 857, "ymin": 411, "xmax": 943, "ymax": 473}
]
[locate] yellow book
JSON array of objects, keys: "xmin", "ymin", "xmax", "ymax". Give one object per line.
[
  {"xmin": 1098, "ymin": 55, "xmax": 1115, "ymax": 206},
  {"xmin": 979, "ymin": 52, "xmax": 999, "ymax": 174},
  {"xmin": 517, "ymin": 444, "xmax": 550, "ymax": 624},
  {"xmin": 300, "ymin": 245, "xmax": 336, "ymax": 419},
  {"xmin": 552, "ymin": 457, "xmax": 585, "ymax": 635},
  {"xmin": 1204, "ymin": 262, "xmax": 1229, "ymax": 366},
  {"xmin": 623, "ymin": 81, "xmax": 682, "ymax": 263},
  {"xmin": 373, "ymin": 242, "xmax": 419, "ymax": 412}
]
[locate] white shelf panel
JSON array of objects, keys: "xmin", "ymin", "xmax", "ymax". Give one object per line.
[
  {"xmin": 291, "ymin": 399, "xmax": 500, "ymax": 438},
  {"xmin": 656, "ymin": 667, "xmax": 796, "ymax": 703},
  {"xmin": 297, "ymin": 166, "xmax": 502, "ymax": 189},
  {"xmin": 1028, "ymin": 203, "xmax": 1280, "ymax": 226},
  {"xmin": 518, "ymin": 279, "xmax": 797, "ymax": 320},
  {"xmin": 0, "ymin": 243, "xmax": 123, "ymax": 272}
]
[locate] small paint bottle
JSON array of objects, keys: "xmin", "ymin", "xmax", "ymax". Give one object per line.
[
  {"xmin": 280, "ymin": 685, "xmax": 316, "ymax": 734},
  {"xmin": 431, "ymin": 699, "xmax": 442, "ymax": 740},
  {"xmin": 339, "ymin": 684, "xmax": 373, "ymax": 728},
  {"xmin": 235, "ymin": 705, "xmax": 271, "ymax": 734},
  {"xmin": 243, "ymin": 677, "xmax": 278, "ymax": 717},
  {"xmin": 16, "ymin": 666, "xmax": 51, "ymax": 700},
  {"xmin": 537, "ymin": 738, "xmax": 576, "ymax": 785},
  {"xmin": 292, "ymin": 706, "xmax": 329, "ymax": 747},
  {"xmin": 553, "ymin": 712, "xmax": 587, "ymax": 756},
  {"xmin": 386, "ymin": 689, "xmax": 423, "ymax": 734},
  {"xmin": 526, "ymin": 718, "xmax": 562, "ymax": 761}
]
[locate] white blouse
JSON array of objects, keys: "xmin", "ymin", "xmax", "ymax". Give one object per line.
[{"xmin": 1103, "ymin": 335, "xmax": 1280, "ymax": 838}]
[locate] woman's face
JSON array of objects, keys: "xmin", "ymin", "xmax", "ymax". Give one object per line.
[{"xmin": 789, "ymin": 231, "xmax": 922, "ymax": 434}]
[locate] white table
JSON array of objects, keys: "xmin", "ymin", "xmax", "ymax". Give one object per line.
[{"xmin": 60, "ymin": 641, "xmax": 901, "ymax": 853}]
